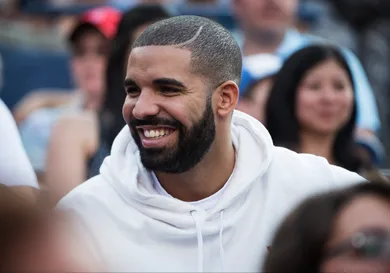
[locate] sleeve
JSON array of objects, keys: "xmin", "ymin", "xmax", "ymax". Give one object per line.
[
  {"xmin": 0, "ymin": 99, "xmax": 39, "ymax": 188},
  {"xmin": 341, "ymin": 48, "xmax": 381, "ymax": 132},
  {"xmin": 330, "ymin": 164, "xmax": 366, "ymax": 188}
]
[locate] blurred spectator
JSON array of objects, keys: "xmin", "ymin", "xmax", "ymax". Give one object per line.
[
  {"xmin": 0, "ymin": 53, "xmax": 3, "ymax": 92},
  {"xmin": 232, "ymin": 0, "xmax": 381, "ymax": 135},
  {"xmin": 264, "ymin": 181, "xmax": 390, "ymax": 273},
  {"xmin": 0, "ymin": 183, "xmax": 102, "ymax": 271},
  {"xmin": 15, "ymin": 6, "xmax": 121, "ymax": 181},
  {"xmin": 236, "ymin": 54, "xmax": 281, "ymax": 123},
  {"xmin": 320, "ymin": 0, "xmax": 390, "ymax": 166},
  {"xmin": 46, "ymin": 4, "xmax": 172, "ymax": 203},
  {"xmin": 0, "ymin": 99, "xmax": 39, "ymax": 201},
  {"xmin": 265, "ymin": 45, "xmax": 387, "ymax": 180}
]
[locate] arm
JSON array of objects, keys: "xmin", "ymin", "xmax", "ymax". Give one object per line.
[
  {"xmin": 0, "ymin": 99, "xmax": 39, "ymax": 190},
  {"xmin": 45, "ymin": 112, "xmax": 98, "ymax": 203},
  {"xmin": 341, "ymin": 49, "xmax": 381, "ymax": 132},
  {"xmin": 13, "ymin": 90, "xmax": 74, "ymax": 125}
]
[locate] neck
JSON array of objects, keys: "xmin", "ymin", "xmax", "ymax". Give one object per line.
[
  {"xmin": 300, "ymin": 133, "xmax": 336, "ymax": 164},
  {"xmin": 242, "ymin": 29, "xmax": 286, "ymax": 56},
  {"xmin": 155, "ymin": 130, "xmax": 235, "ymax": 202}
]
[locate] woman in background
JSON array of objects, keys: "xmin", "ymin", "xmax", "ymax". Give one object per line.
[
  {"xmin": 266, "ymin": 44, "xmax": 386, "ymax": 180},
  {"xmin": 46, "ymin": 4, "xmax": 172, "ymax": 203},
  {"xmin": 264, "ymin": 181, "xmax": 390, "ymax": 273}
]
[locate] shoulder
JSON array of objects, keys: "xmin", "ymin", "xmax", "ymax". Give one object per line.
[
  {"xmin": 57, "ymin": 175, "xmax": 112, "ymax": 213},
  {"xmin": 55, "ymin": 110, "xmax": 97, "ymax": 132},
  {"xmin": 0, "ymin": 99, "xmax": 15, "ymax": 126},
  {"xmin": 271, "ymin": 146, "xmax": 364, "ymax": 189}
]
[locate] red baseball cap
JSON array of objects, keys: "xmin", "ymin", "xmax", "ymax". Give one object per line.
[{"xmin": 69, "ymin": 6, "xmax": 122, "ymax": 43}]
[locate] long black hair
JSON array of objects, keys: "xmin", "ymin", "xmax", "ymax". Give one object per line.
[
  {"xmin": 266, "ymin": 44, "xmax": 361, "ymax": 172},
  {"xmin": 99, "ymin": 4, "xmax": 172, "ymax": 147},
  {"xmin": 263, "ymin": 181, "xmax": 390, "ymax": 273}
]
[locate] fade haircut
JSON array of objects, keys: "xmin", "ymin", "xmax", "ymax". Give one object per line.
[{"xmin": 132, "ymin": 15, "xmax": 242, "ymax": 87}]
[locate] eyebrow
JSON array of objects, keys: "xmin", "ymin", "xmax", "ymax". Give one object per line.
[
  {"xmin": 124, "ymin": 77, "xmax": 187, "ymax": 89},
  {"xmin": 153, "ymin": 78, "xmax": 186, "ymax": 89},
  {"xmin": 124, "ymin": 78, "xmax": 137, "ymax": 88}
]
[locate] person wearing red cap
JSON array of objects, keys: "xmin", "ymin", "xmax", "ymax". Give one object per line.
[
  {"xmin": 15, "ymin": 7, "xmax": 121, "ymax": 184},
  {"xmin": 68, "ymin": 6, "xmax": 121, "ymax": 110}
]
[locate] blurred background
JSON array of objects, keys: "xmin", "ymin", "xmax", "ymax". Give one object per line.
[{"xmin": 2, "ymin": 0, "xmax": 390, "ymax": 186}]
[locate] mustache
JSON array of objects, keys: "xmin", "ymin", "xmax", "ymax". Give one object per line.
[{"xmin": 129, "ymin": 116, "xmax": 182, "ymax": 128}]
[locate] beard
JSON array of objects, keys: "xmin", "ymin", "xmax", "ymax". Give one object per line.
[{"xmin": 129, "ymin": 97, "xmax": 216, "ymax": 173}]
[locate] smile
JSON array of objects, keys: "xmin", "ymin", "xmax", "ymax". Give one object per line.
[
  {"xmin": 142, "ymin": 128, "xmax": 175, "ymax": 139},
  {"xmin": 136, "ymin": 126, "xmax": 177, "ymax": 148}
]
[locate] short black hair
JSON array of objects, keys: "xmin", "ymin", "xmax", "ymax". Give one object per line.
[{"xmin": 132, "ymin": 15, "xmax": 242, "ymax": 87}]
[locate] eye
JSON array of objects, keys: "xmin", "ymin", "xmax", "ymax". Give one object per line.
[
  {"xmin": 333, "ymin": 81, "xmax": 346, "ymax": 91},
  {"xmin": 306, "ymin": 82, "xmax": 321, "ymax": 91},
  {"xmin": 125, "ymin": 87, "xmax": 140, "ymax": 97},
  {"xmin": 354, "ymin": 236, "xmax": 385, "ymax": 259}
]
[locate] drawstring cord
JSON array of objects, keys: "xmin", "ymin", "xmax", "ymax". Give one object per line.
[
  {"xmin": 191, "ymin": 210, "xmax": 226, "ymax": 272},
  {"xmin": 219, "ymin": 210, "xmax": 225, "ymax": 272},
  {"xmin": 191, "ymin": 211, "xmax": 204, "ymax": 272}
]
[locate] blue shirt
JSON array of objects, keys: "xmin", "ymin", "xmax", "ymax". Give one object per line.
[{"xmin": 237, "ymin": 29, "xmax": 381, "ymax": 132}]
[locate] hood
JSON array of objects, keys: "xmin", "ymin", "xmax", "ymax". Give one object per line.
[{"xmin": 100, "ymin": 110, "xmax": 274, "ymax": 229}]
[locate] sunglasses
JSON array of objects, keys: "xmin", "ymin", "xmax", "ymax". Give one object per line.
[{"xmin": 326, "ymin": 228, "xmax": 390, "ymax": 260}]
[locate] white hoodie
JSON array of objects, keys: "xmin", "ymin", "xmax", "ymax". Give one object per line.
[{"xmin": 58, "ymin": 111, "xmax": 363, "ymax": 272}]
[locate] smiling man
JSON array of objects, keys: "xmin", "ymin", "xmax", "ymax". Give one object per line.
[{"xmin": 58, "ymin": 16, "xmax": 364, "ymax": 272}]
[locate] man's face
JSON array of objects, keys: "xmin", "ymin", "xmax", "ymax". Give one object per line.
[
  {"xmin": 233, "ymin": 0, "xmax": 298, "ymax": 35},
  {"xmin": 123, "ymin": 46, "xmax": 216, "ymax": 173}
]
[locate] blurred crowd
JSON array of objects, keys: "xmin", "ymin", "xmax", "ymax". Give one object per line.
[{"xmin": 1, "ymin": 0, "xmax": 390, "ymax": 272}]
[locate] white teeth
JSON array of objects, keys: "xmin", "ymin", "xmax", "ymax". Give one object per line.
[{"xmin": 143, "ymin": 128, "xmax": 173, "ymax": 139}]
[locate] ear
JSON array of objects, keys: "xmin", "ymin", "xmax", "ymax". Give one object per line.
[{"xmin": 214, "ymin": 81, "xmax": 239, "ymax": 118}]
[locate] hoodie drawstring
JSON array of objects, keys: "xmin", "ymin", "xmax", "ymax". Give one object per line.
[
  {"xmin": 191, "ymin": 210, "xmax": 226, "ymax": 272},
  {"xmin": 191, "ymin": 211, "xmax": 204, "ymax": 272},
  {"xmin": 219, "ymin": 210, "xmax": 225, "ymax": 272}
]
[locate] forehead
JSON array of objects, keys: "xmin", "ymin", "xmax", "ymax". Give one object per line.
[
  {"xmin": 307, "ymin": 59, "xmax": 346, "ymax": 76},
  {"xmin": 126, "ymin": 46, "xmax": 193, "ymax": 84},
  {"xmin": 329, "ymin": 195, "xmax": 390, "ymax": 243}
]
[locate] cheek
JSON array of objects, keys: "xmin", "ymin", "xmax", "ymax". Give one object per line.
[
  {"xmin": 296, "ymin": 89, "xmax": 316, "ymax": 121},
  {"xmin": 341, "ymin": 92, "xmax": 354, "ymax": 115},
  {"xmin": 164, "ymin": 102, "xmax": 195, "ymax": 128},
  {"xmin": 122, "ymin": 97, "xmax": 134, "ymax": 123},
  {"xmin": 93, "ymin": 57, "xmax": 107, "ymax": 75},
  {"xmin": 320, "ymin": 258, "xmax": 389, "ymax": 273}
]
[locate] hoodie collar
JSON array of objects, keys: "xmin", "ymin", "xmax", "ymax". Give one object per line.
[{"xmin": 100, "ymin": 110, "xmax": 274, "ymax": 226}]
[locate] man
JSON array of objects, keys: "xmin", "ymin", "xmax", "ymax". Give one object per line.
[
  {"xmin": 232, "ymin": 0, "xmax": 380, "ymax": 134},
  {"xmin": 58, "ymin": 16, "xmax": 363, "ymax": 271}
]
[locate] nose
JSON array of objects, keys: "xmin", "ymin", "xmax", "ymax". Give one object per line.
[
  {"xmin": 320, "ymin": 88, "xmax": 338, "ymax": 104},
  {"xmin": 132, "ymin": 89, "xmax": 160, "ymax": 119}
]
